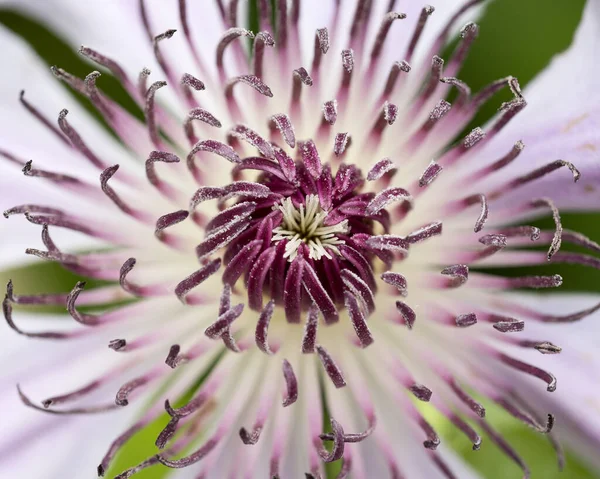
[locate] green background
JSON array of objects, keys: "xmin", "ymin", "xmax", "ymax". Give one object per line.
[{"xmin": 0, "ymin": 0, "xmax": 598, "ymax": 478}]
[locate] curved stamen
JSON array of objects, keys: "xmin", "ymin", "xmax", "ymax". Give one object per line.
[
  {"xmin": 316, "ymin": 345, "xmax": 346, "ymax": 388},
  {"xmin": 175, "ymin": 259, "xmax": 222, "ymax": 304},
  {"xmin": 58, "ymin": 109, "xmax": 107, "ymax": 170},
  {"xmin": 282, "ymin": 359, "xmax": 298, "ymax": 407},
  {"xmin": 255, "ymin": 300, "xmax": 278, "ymax": 355},
  {"xmin": 144, "ymin": 81, "xmax": 167, "ymax": 149},
  {"xmin": 405, "ymin": 5, "xmax": 435, "ymax": 61},
  {"xmin": 372, "ymin": 13, "xmax": 407, "ymax": 62}
]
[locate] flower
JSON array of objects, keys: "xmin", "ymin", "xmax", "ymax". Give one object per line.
[{"xmin": 0, "ymin": 0, "xmax": 599, "ymax": 477}]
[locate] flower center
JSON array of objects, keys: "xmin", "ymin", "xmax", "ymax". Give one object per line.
[{"xmin": 272, "ymin": 195, "xmax": 348, "ymax": 260}]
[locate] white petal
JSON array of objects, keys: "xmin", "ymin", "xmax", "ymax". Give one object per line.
[
  {"xmin": 473, "ymin": 0, "xmax": 600, "ymax": 211},
  {"xmin": 0, "ymin": 313, "xmax": 139, "ymax": 479},
  {"xmin": 502, "ymin": 293, "xmax": 600, "ymax": 470}
]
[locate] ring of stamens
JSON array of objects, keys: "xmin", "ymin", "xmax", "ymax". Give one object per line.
[{"xmin": 272, "ymin": 195, "xmax": 348, "ymax": 260}]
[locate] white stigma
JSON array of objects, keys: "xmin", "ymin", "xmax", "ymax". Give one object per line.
[{"xmin": 272, "ymin": 195, "xmax": 348, "ymax": 261}]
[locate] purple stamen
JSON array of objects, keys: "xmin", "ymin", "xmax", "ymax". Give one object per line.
[
  {"xmin": 440, "ymin": 264, "xmax": 469, "ymax": 288},
  {"xmin": 19, "ymin": 90, "xmax": 69, "ymax": 146},
  {"xmin": 366, "ymin": 187, "xmax": 412, "ymax": 215},
  {"xmin": 98, "ymin": 421, "xmax": 147, "ymax": 476},
  {"xmin": 66, "ymin": 282, "xmax": 103, "ymax": 326},
  {"xmin": 344, "ymin": 292, "xmax": 374, "ymax": 347},
  {"xmin": 316, "ymin": 345, "xmax": 346, "ymax": 388},
  {"xmin": 184, "ymin": 107, "xmax": 222, "ymax": 144},
  {"xmin": 406, "ymin": 221, "xmax": 443, "ymax": 244},
  {"xmin": 456, "ymin": 313, "xmax": 477, "ymax": 328},
  {"xmin": 303, "ymin": 262, "xmax": 339, "ymax": 324},
  {"xmin": 333, "ymin": 132, "xmax": 351, "ymax": 156},
  {"xmin": 302, "ymin": 304, "xmax": 319, "ymax": 353},
  {"xmin": 367, "ymin": 158, "xmax": 396, "ymax": 182},
  {"xmin": 270, "ymin": 113, "xmax": 296, "ymax": 148},
  {"xmin": 318, "ymin": 418, "xmax": 345, "ymax": 462},
  {"xmin": 312, "ymin": 28, "xmax": 330, "ymax": 72},
  {"xmin": 144, "ymin": 81, "xmax": 167, "ymax": 149},
  {"xmin": 137, "ymin": 67, "xmax": 151, "ymax": 100},
  {"xmin": 370, "ymin": 12, "xmax": 406, "ymax": 60},
  {"xmin": 252, "ymin": 31, "xmax": 275, "ymax": 79},
  {"xmin": 498, "ymin": 353, "xmax": 557, "ymax": 392},
  {"xmin": 405, "ymin": 5, "xmax": 435, "ymax": 61},
  {"xmin": 84, "ymin": 71, "xmax": 113, "ymax": 120},
  {"xmin": 282, "ymin": 359, "xmax": 298, "ymax": 407},
  {"xmin": 101, "ymin": 165, "xmax": 152, "ymax": 223},
  {"xmin": 407, "ymin": 384, "xmax": 432, "ymax": 402},
  {"xmin": 395, "ymin": 301, "xmax": 416, "ymax": 329},
  {"xmin": 381, "ymin": 60, "xmax": 411, "ymax": 98},
  {"xmin": 419, "ymin": 161, "xmax": 443, "ymax": 187},
  {"xmin": 256, "ymin": 300, "xmax": 278, "ymax": 355},
  {"xmin": 419, "ymin": 417, "xmax": 440, "ymax": 450},
  {"xmin": 58, "ymin": 109, "xmax": 107, "ymax": 169},
  {"xmin": 146, "ymin": 151, "xmax": 181, "ymax": 200},
  {"xmin": 3, "ymin": 295, "xmax": 71, "ymax": 339},
  {"xmin": 341, "ymin": 269, "xmax": 375, "ymax": 314},
  {"xmin": 449, "ymin": 413, "xmax": 481, "ymax": 450},
  {"xmin": 479, "ymin": 421, "xmax": 531, "ymax": 479},
  {"xmin": 175, "ymin": 259, "xmax": 222, "ymax": 304},
  {"xmin": 205, "ymin": 303, "xmax": 244, "ymax": 339}
]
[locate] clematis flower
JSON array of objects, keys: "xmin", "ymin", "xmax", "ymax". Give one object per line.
[{"xmin": 1, "ymin": 0, "xmax": 599, "ymax": 477}]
